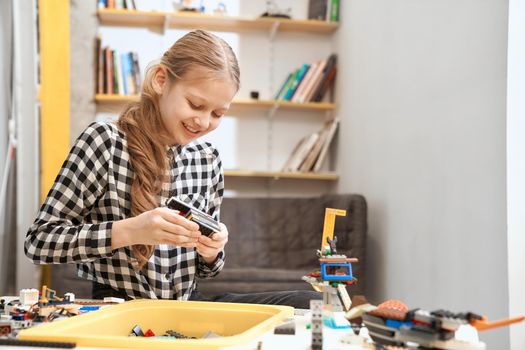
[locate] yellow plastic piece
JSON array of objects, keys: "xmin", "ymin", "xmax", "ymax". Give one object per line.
[
  {"xmin": 320, "ymin": 208, "xmax": 346, "ymax": 251},
  {"xmin": 19, "ymin": 299, "xmax": 293, "ymax": 349}
]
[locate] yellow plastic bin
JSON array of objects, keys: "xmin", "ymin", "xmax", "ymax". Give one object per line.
[{"xmin": 18, "ymin": 300, "xmax": 294, "ymax": 349}]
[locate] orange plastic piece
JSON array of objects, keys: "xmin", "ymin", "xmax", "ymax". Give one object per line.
[
  {"xmin": 377, "ymin": 300, "xmax": 409, "ymax": 313},
  {"xmin": 472, "ymin": 315, "xmax": 525, "ymax": 332}
]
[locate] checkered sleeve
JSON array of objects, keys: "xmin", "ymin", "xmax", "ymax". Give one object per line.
[
  {"xmin": 196, "ymin": 147, "xmax": 225, "ymax": 278},
  {"xmin": 24, "ymin": 122, "xmax": 116, "ymax": 264}
]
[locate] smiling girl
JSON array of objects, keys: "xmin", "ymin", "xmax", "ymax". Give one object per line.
[{"xmin": 25, "ymin": 30, "xmax": 320, "ymax": 308}]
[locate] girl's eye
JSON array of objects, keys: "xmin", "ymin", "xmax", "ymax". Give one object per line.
[
  {"xmin": 189, "ymin": 101, "xmax": 202, "ymax": 109},
  {"xmin": 212, "ymin": 112, "xmax": 223, "ymax": 119}
]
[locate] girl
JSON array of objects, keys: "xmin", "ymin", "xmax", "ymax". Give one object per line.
[{"xmin": 25, "ymin": 30, "xmax": 320, "ymax": 308}]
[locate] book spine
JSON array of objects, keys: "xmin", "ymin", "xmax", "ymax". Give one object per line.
[
  {"xmin": 308, "ymin": 0, "xmax": 328, "ymax": 20},
  {"xmin": 312, "ymin": 66, "xmax": 336, "ymax": 102},
  {"xmin": 310, "ymin": 54, "xmax": 336, "ymax": 102},
  {"xmin": 126, "ymin": 53, "xmax": 135, "ymax": 95},
  {"xmin": 95, "ymin": 37, "xmax": 102, "ymax": 94},
  {"xmin": 132, "ymin": 52, "xmax": 141, "ymax": 92},
  {"xmin": 112, "ymin": 50, "xmax": 120, "ymax": 94},
  {"xmin": 330, "ymin": 0, "xmax": 340, "ymax": 22},
  {"xmin": 274, "ymin": 73, "xmax": 292, "ymax": 100},
  {"xmin": 293, "ymin": 132, "xmax": 320, "ymax": 171},
  {"xmin": 293, "ymin": 61, "xmax": 317, "ymax": 103},
  {"xmin": 285, "ymin": 64, "xmax": 309, "ymax": 101},
  {"xmin": 279, "ymin": 69, "xmax": 299, "ymax": 101},
  {"xmin": 313, "ymin": 119, "xmax": 339, "ymax": 172},
  {"xmin": 120, "ymin": 53, "xmax": 129, "ymax": 95},
  {"xmin": 105, "ymin": 47, "xmax": 113, "ymax": 94},
  {"xmin": 326, "ymin": 0, "xmax": 332, "ymax": 21},
  {"xmin": 302, "ymin": 60, "xmax": 326, "ymax": 102}
]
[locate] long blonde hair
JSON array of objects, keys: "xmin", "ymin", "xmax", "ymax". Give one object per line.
[{"xmin": 117, "ymin": 30, "xmax": 240, "ymax": 268}]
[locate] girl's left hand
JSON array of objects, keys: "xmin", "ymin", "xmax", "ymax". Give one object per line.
[{"xmin": 196, "ymin": 223, "xmax": 229, "ymax": 265}]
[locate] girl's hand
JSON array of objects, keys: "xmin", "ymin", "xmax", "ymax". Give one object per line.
[
  {"xmin": 112, "ymin": 207, "xmax": 201, "ymax": 249},
  {"xmin": 196, "ymin": 223, "xmax": 229, "ymax": 265}
]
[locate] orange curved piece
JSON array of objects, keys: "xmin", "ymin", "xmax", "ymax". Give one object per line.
[{"xmin": 472, "ymin": 315, "xmax": 525, "ymax": 331}]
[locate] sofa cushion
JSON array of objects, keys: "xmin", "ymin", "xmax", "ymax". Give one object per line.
[{"xmin": 199, "ymin": 194, "xmax": 367, "ymax": 295}]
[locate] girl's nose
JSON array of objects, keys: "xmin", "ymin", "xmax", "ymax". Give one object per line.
[{"xmin": 194, "ymin": 113, "xmax": 210, "ymax": 130}]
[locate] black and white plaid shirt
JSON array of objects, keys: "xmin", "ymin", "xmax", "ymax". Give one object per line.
[{"xmin": 25, "ymin": 122, "xmax": 225, "ymax": 300}]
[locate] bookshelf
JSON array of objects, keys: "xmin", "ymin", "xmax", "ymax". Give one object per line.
[
  {"xmin": 224, "ymin": 170, "xmax": 338, "ymax": 181},
  {"xmin": 95, "ymin": 94, "xmax": 336, "ymax": 112},
  {"xmin": 97, "ymin": 8, "xmax": 338, "ymax": 34},
  {"xmin": 95, "ymin": 5, "xmax": 340, "ymax": 183}
]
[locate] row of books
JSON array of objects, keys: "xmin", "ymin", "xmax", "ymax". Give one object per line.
[
  {"xmin": 98, "ymin": 0, "xmax": 137, "ymax": 10},
  {"xmin": 282, "ymin": 118, "xmax": 339, "ymax": 173},
  {"xmin": 274, "ymin": 54, "xmax": 337, "ymax": 104},
  {"xmin": 308, "ymin": 0, "xmax": 340, "ymax": 22},
  {"xmin": 95, "ymin": 37, "xmax": 142, "ymax": 95}
]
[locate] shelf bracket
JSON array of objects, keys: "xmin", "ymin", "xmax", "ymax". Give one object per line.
[
  {"xmin": 269, "ymin": 102, "xmax": 279, "ymax": 118},
  {"xmin": 269, "ymin": 21, "xmax": 280, "ymax": 41},
  {"xmin": 163, "ymin": 14, "xmax": 170, "ymax": 35},
  {"xmin": 325, "ymin": 109, "xmax": 334, "ymax": 122}
]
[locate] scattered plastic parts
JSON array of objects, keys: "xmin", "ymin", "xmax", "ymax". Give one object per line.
[
  {"xmin": 273, "ymin": 320, "xmax": 296, "ymax": 335},
  {"xmin": 103, "ymin": 297, "xmax": 124, "ymax": 304},
  {"xmin": 0, "ymin": 338, "xmax": 76, "ymax": 348},
  {"xmin": 130, "ymin": 325, "xmax": 144, "ymax": 337},
  {"xmin": 143, "ymin": 328, "xmax": 155, "ymax": 337}
]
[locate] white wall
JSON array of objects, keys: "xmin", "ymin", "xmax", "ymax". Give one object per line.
[
  {"xmin": 335, "ymin": 1, "xmax": 510, "ymax": 348},
  {"xmin": 507, "ymin": 0, "xmax": 525, "ymax": 348}
]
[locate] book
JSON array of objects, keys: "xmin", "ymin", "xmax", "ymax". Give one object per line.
[
  {"xmin": 112, "ymin": 50, "xmax": 121, "ymax": 94},
  {"xmin": 292, "ymin": 61, "xmax": 318, "ymax": 103},
  {"xmin": 281, "ymin": 136, "xmax": 307, "ymax": 173},
  {"xmin": 313, "ymin": 118, "xmax": 339, "ymax": 172},
  {"xmin": 105, "ymin": 47, "xmax": 113, "ymax": 94},
  {"xmin": 312, "ymin": 65, "xmax": 336, "ymax": 102},
  {"xmin": 278, "ymin": 68, "xmax": 299, "ymax": 100},
  {"xmin": 302, "ymin": 59, "xmax": 327, "ymax": 102},
  {"xmin": 95, "ymin": 36, "xmax": 103, "ymax": 94},
  {"xmin": 284, "ymin": 64, "xmax": 310, "ymax": 101},
  {"xmin": 330, "ymin": 0, "xmax": 340, "ymax": 22},
  {"xmin": 283, "ymin": 132, "xmax": 320, "ymax": 172},
  {"xmin": 275, "ymin": 73, "xmax": 293, "ymax": 100},
  {"xmin": 131, "ymin": 52, "xmax": 141, "ymax": 93},
  {"xmin": 308, "ymin": 0, "xmax": 328, "ymax": 20},
  {"xmin": 298, "ymin": 122, "xmax": 330, "ymax": 172},
  {"xmin": 121, "ymin": 53, "xmax": 131, "ymax": 95},
  {"xmin": 310, "ymin": 54, "xmax": 337, "ymax": 102}
]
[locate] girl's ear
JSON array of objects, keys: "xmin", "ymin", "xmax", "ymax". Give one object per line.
[{"xmin": 152, "ymin": 66, "xmax": 167, "ymax": 95}]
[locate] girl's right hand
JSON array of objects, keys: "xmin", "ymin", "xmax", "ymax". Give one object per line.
[{"xmin": 112, "ymin": 207, "xmax": 201, "ymax": 249}]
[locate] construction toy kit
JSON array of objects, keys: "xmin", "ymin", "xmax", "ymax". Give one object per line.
[{"xmin": 1, "ymin": 208, "xmax": 524, "ymax": 349}]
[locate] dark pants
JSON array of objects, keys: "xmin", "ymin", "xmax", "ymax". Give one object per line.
[{"xmin": 92, "ymin": 282, "xmax": 321, "ymax": 309}]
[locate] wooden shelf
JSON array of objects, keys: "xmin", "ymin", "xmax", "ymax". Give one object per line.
[
  {"xmin": 232, "ymin": 99, "xmax": 336, "ymax": 111},
  {"xmin": 95, "ymin": 94, "xmax": 336, "ymax": 111},
  {"xmin": 95, "ymin": 94, "xmax": 138, "ymax": 103},
  {"xmin": 224, "ymin": 170, "xmax": 338, "ymax": 181},
  {"xmin": 97, "ymin": 9, "xmax": 338, "ymax": 34}
]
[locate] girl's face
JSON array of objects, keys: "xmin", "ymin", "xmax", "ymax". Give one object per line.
[{"xmin": 155, "ymin": 66, "xmax": 237, "ymax": 146}]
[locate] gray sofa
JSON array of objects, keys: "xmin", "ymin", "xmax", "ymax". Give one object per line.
[{"xmin": 51, "ymin": 194, "xmax": 367, "ymax": 298}]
